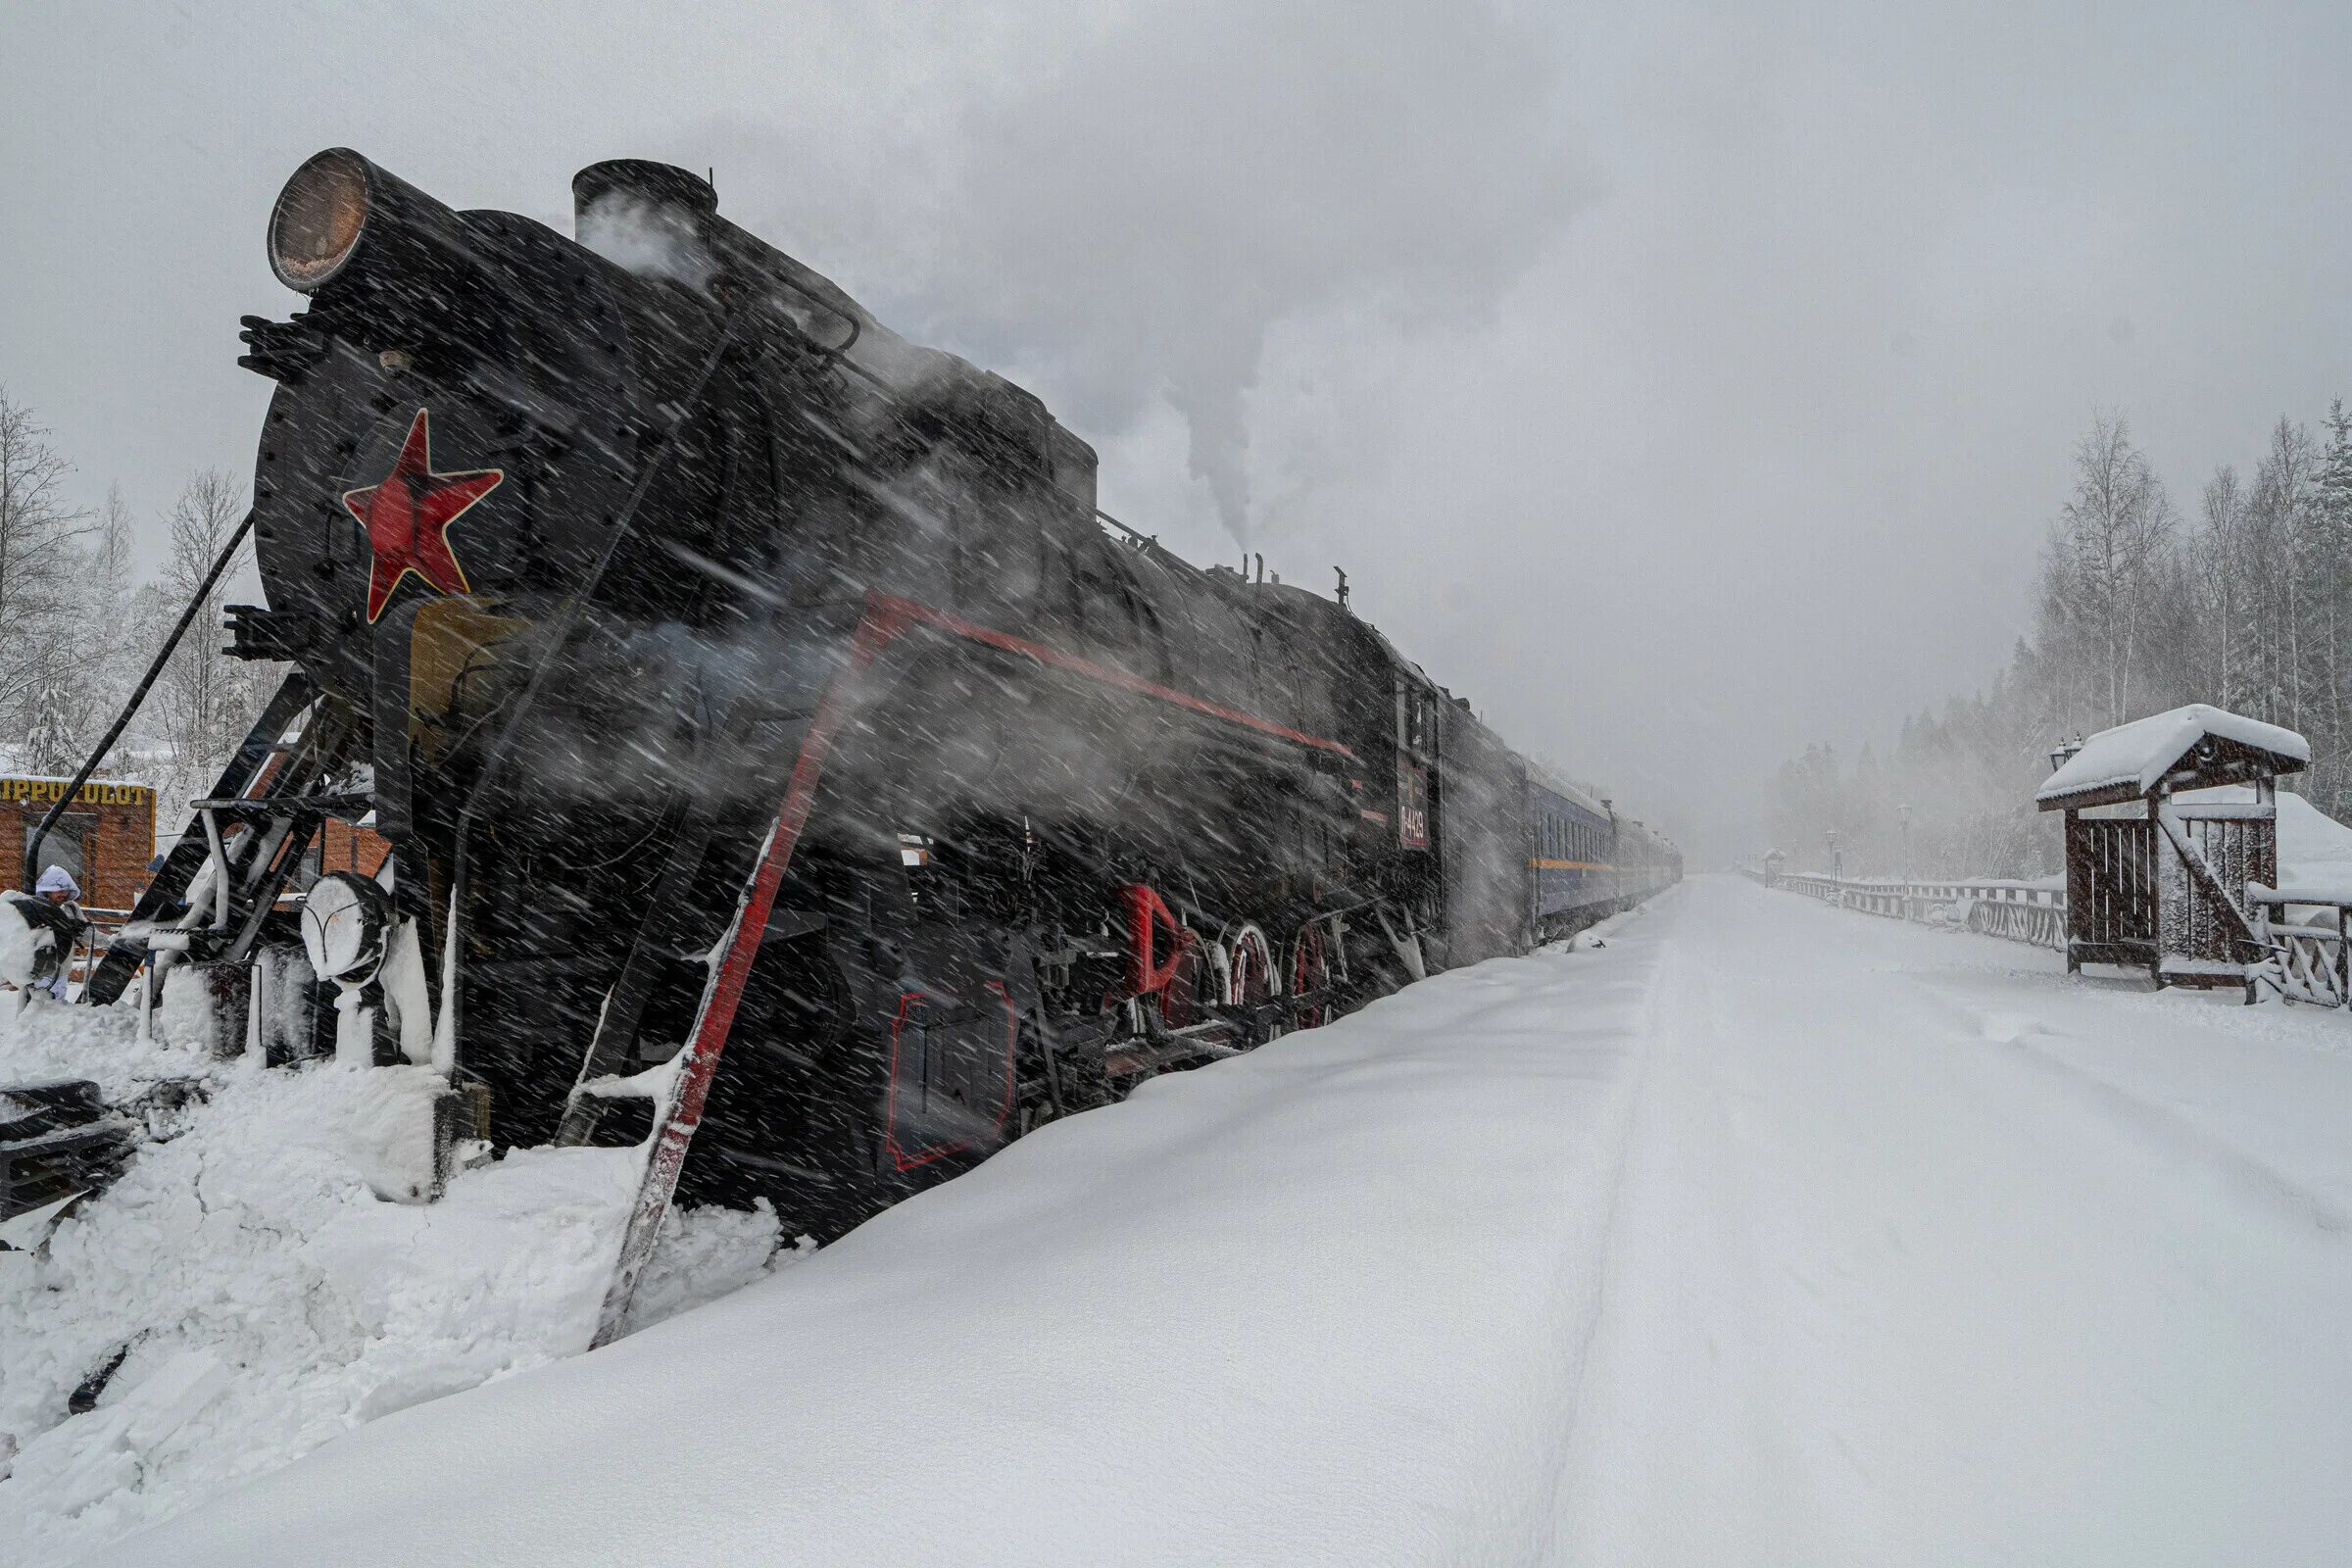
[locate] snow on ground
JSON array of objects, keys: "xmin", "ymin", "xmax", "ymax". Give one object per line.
[
  {"xmin": 65, "ymin": 877, "xmax": 2352, "ymax": 1566},
  {"xmin": 1558, "ymin": 879, "xmax": 2352, "ymax": 1566},
  {"xmin": 0, "ymin": 998, "xmax": 781, "ymax": 1568}
]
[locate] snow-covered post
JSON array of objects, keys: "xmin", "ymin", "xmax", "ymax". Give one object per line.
[
  {"xmin": 1897, "ymin": 804, "xmax": 1914, "ymax": 920},
  {"xmin": 331, "ymin": 978, "xmax": 374, "ymax": 1068},
  {"xmin": 2337, "ymin": 906, "xmax": 2349, "ymax": 1008}
]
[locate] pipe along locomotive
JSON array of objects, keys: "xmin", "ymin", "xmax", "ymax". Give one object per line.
[{"xmin": 2, "ymin": 150, "xmax": 1677, "ymax": 1327}]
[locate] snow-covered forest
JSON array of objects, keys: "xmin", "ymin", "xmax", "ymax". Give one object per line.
[
  {"xmin": 0, "ymin": 387, "xmax": 272, "ymax": 831},
  {"xmin": 1768, "ymin": 402, "xmax": 2352, "ymax": 878}
]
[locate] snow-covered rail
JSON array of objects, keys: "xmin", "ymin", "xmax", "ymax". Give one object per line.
[
  {"xmin": 1758, "ymin": 871, "xmax": 2068, "ymax": 950},
  {"xmin": 1762, "ymin": 866, "xmax": 2352, "ymax": 1009}
]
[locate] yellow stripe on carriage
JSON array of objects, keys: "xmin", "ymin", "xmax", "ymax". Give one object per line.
[{"xmin": 1530, "ymin": 859, "xmax": 1613, "ymax": 871}]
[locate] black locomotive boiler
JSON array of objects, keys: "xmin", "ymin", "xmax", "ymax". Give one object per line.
[{"xmin": 22, "ymin": 151, "xmax": 1677, "ymax": 1304}]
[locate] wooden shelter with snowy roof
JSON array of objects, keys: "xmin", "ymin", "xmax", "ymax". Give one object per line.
[{"xmin": 2036, "ymin": 704, "xmax": 2310, "ymax": 996}]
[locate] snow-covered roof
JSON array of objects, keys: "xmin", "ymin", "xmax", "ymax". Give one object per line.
[
  {"xmin": 2035, "ymin": 705, "xmax": 2309, "ymax": 806},
  {"xmin": 1527, "ymin": 765, "xmax": 1609, "ymax": 819},
  {"xmin": 0, "ymin": 764, "xmax": 158, "ymax": 792}
]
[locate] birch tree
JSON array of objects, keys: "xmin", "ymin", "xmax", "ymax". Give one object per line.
[
  {"xmin": 2039, "ymin": 412, "xmax": 2175, "ymax": 728},
  {"xmin": 147, "ymin": 469, "xmax": 265, "ymax": 813},
  {"xmin": 0, "ymin": 389, "xmax": 91, "ymax": 747}
]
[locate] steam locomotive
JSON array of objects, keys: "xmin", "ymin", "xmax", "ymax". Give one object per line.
[{"xmin": 8, "ymin": 151, "xmax": 1677, "ymax": 1277}]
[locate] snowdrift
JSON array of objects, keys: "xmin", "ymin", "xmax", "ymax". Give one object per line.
[
  {"xmin": 2273, "ymin": 789, "xmax": 2352, "ymax": 902},
  {"xmin": 2171, "ymin": 783, "xmax": 2352, "ymax": 910},
  {"xmin": 73, "ymin": 906, "xmax": 1671, "ymax": 1567},
  {"xmin": 0, "ymin": 998, "xmax": 780, "ymax": 1567}
]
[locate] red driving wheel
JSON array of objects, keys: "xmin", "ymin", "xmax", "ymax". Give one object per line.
[
  {"xmin": 1157, "ymin": 927, "xmax": 1213, "ymax": 1029},
  {"xmin": 1289, "ymin": 924, "xmax": 1332, "ymax": 1030}
]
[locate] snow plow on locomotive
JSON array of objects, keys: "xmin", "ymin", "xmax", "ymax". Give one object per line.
[{"xmin": 3, "ymin": 151, "xmax": 1677, "ymax": 1322}]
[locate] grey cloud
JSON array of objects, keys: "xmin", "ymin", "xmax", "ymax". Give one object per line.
[{"xmin": 707, "ymin": 1, "xmax": 1587, "ymax": 544}]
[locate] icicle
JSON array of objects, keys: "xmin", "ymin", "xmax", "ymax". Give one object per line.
[{"xmin": 430, "ymin": 887, "xmax": 461, "ymax": 1078}]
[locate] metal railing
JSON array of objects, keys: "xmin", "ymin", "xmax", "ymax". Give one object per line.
[
  {"xmin": 1755, "ymin": 870, "xmax": 2069, "ymax": 951},
  {"xmin": 1754, "ymin": 864, "xmax": 2352, "ymax": 1009},
  {"xmin": 68, "ymin": 906, "xmax": 132, "ymax": 990}
]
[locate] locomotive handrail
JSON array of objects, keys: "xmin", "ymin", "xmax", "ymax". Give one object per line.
[{"xmin": 24, "ymin": 507, "xmax": 257, "ymax": 893}]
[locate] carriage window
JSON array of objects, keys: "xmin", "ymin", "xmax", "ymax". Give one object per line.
[{"xmin": 1400, "ymin": 689, "xmax": 1434, "ymax": 754}]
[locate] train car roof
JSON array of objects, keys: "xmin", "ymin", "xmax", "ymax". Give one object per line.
[{"xmin": 1526, "ymin": 768, "xmax": 1610, "ymax": 820}]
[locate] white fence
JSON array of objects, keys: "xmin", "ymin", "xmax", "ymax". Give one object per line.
[
  {"xmin": 2248, "ymin": 891, "xmax": 2352, "ymax": 1007},
  {"xmin": 1751, "ymin": 866, "xmax": 2352, "ymax": 1009}
]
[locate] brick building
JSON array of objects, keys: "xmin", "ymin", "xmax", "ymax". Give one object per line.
[
  {"xmin": 0, "ymin": 775, "xmax": 157, "ymax": 912},
  {"xmin": 312, "ymin": 815, "xmax": 391, "ymax": 880}
]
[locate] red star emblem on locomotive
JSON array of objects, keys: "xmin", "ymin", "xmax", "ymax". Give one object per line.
[{"xmin": 341, "ymin": 409, "xmax": 504, "ymax": 622}]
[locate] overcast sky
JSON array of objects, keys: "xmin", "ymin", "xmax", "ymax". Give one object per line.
[{"xmin": 6, "ymin": 0, "xmax": 2348, "ymax": 858}]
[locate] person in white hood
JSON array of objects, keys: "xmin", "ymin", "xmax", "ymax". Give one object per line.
[{"xmin": 32, "ymin": 865, "xmax": 81, "ymax": 999}]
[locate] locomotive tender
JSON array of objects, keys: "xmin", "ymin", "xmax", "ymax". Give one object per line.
[{"xmin": 10, "ymin": 150, "xmax": 1677, "ymax": 1290}]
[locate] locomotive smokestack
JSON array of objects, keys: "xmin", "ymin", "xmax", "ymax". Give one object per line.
[
  {"xmin": 574, "ymin": 158, "xmax": 875, "ymax": 352},
  {"xmin": 571, "ymin": 161, "xmax": 722, "ymax": 292}
]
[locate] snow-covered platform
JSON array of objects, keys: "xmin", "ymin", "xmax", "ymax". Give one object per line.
[{"xmin": 25, "ymin": 875, "xmax": 2352, "ymax": 1565}]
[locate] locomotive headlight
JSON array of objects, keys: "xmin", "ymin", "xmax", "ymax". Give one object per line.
[
  {"xmin": 269, "ymin": 148, "xmax": 372, "ymax": 293},
  {"xmin": 301, "ymin": 870, "xmax": 391, "ymax": 983}
]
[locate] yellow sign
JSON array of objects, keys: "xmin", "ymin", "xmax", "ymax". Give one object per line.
[{"xmin": 0, "ymin": 777, "xmax": 154, "ymax": 808}]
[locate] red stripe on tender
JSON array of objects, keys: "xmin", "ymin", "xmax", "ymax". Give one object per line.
[{"xmin": 869, "ymin": 593, "xmax": 1355, "ymax": 760}]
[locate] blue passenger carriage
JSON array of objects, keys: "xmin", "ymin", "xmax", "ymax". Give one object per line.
[{"xmin": 1525, "ymin": 774, "xmax": 1680, "ymax": 942}]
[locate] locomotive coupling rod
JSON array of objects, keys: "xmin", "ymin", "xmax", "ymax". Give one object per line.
[{"xmin": 26, "ymin": 508, "xmax": 258, "ymax": 894}]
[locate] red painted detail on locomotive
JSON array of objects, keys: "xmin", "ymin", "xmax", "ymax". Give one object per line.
[
  {"xmin": 865, "ymin": 592, "xmax": 1356, "ymax": 760},
  {"xmin": 1124, "ymin": 883, "xmax": 1185, "ymax": 998},
  {"xmin": 882, "ymin": 981, "xmax": 1019, "ymax": 1173},
  {"xmin": 340, "ymin": 409, "xmax": 504, "ymax": 622},
  {"xmin": 595, "ymin": 602, "xmax": 905, "ymax": 1346}
]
